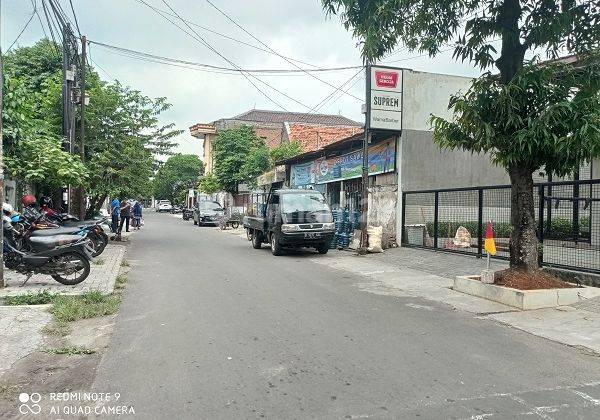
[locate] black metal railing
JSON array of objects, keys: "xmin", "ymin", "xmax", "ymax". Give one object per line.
[{"xmin": 401, "ymin": 179, "xmax": 600, "ymax": 274}]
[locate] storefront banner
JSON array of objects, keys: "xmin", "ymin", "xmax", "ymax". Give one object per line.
[
  {"xmin": 290, "ymin": 161, "xmax": 315, "ymax": 187},
  {"xmin": 290, "ymin": 140, "xmax": 396, "ymax": 186}
]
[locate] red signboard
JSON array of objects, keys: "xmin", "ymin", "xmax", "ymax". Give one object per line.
[{"xmin": 375, "ymin": 71, "xmax": 399, "ymax": 88}]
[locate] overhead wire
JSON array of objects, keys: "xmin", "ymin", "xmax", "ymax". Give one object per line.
[
  {"xmin": 67, "ymin": 0, "xmax": 81, "ymax": 38},
  {"xmin": 6, "ymin": 4, "xmax": 36, "ymax": 52},
  {"xmin": 89, "ymin": 40, "xmax": 362, "ymax": 75},
  {"xmin": 130, "ymin": 0, "xmax": 320, "ymax": 70},
  {"xmin": 204, "ymin": 0, "xmax": 363, "ymax": 103},
  {"xmin": 140, "ymin": 0, "xmax": 293, "ymax": 111}
]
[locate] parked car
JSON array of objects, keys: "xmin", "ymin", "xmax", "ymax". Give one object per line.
[
  {"xmin": 243, "ymin": 189, "xmax": 335, "ymax": 256},
  {"xmin": 193, "ymin": 201, "xmax": 224, "ymax": 226},
  {"xmin": 156, "ymin": 200, "xmax": 173, "ymax": 213}
]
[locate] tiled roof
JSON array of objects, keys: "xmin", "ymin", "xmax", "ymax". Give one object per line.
[
  {"xmin": 230, "ymin": 109, "xmax": 362, "ymax": 126},
  {"xmin": 287, "ymin": 123, "xmax": 364, "ymax": 153}
]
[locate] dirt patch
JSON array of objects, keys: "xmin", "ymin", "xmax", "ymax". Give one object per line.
[
  {"xmin": 0, "ymin": 315, "xmax": 116, "ymax": 417},
  {"xmin": 494, "ymin": 268, "xmax": 578, "ymax": 290}
]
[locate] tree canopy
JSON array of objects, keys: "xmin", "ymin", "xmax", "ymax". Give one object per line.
[
  {"xmin": 153, "ymin": 154, "xmax": 204, "ymax": 203},
  {"xmin": 211, "ymin": 125, "xmax": 271, "ymax": 194},
  {"xmin": 323, "ymin": 0, "xmax": 600, "ymax": 270},
  {"xmin": 2, "ymin": 39, "xmax": 181, "ymax": 215}
]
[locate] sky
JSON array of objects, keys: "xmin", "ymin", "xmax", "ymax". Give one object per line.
[{"xmin": 2, "ymin": 0, "xmax": 483, "ymax": 159}]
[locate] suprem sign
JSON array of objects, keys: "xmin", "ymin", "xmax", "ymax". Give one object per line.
[{"xmin": 368, "ymin": 66, "xmax": 403, "ymax": 131}]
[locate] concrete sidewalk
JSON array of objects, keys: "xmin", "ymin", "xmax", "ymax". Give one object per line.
[
  {"xmin": 312, "ymin": 247, "xmax": 600, "ymax": 355},
  {"xmin": 0, "ymin": 244, "xmax": 125, "ymax": 297}
]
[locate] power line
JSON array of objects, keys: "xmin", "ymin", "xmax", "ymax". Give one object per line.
[
  {"xmin": 140, "ymin": 0, "xmax": 292, "ymax": 111},
  {"xmin": 89, "ymin": 40, "xmax": 362, "ymax": 75},
  {"xmin": 310, "ymin": 67, "xmax": 364, "ymax": 115},
  {"xmin": 6, "ymin": 5, "xmax": 36, "ymax": 52},
  {"xmin": 68, "ymin": 0, "xmax": 81, "ymax": 38},
  {"xmin": 204, "ymin": 0, "xmax": 363, "ymax": 103},
  {"xmin": 130, "ymin": 0, "xmax": 320, "ymax": 70}
]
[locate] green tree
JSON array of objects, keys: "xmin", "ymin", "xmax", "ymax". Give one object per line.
[
  {"xmin": 2, "ymin": 62, "xmax": 87, "ymax": 190},
  {"xmin": 322, "ymin": 0, "xmax": 600, "ymax": 270},
  {"xmin": 269, "ymin": 141, "xmax": 304, "ymax": 164},
  {"xmin": 4, "ymin": 39, "xmax": 181, "ymax": 215},
  {"xmin": 153, "ymin": 154, "xmax": 204, "ymax": 203},
  {"xmin": 212, "ymin": 125, "xmax": 271, "ymax": 194},
  {"xmin": 198, "ymin": 173, "xmax": 222, "ymax": 195}
]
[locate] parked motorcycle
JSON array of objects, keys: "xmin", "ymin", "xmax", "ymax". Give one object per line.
[
  {"xmin": 6, "ymin": 204, "xmax": 108, "ymax": 258},
  {"xmin": 2, "ymin": 215, "xmax": 93, "ymax": 286}
]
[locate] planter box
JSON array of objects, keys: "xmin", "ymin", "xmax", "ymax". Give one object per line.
[{"xmin": 453, "ymin": 275, "xmax": 600, "ymax": 310}]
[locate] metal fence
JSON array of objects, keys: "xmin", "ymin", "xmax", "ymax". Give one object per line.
[{"xmin": 401, "ymin": 179, "xmax": 600, "ymax": 274}]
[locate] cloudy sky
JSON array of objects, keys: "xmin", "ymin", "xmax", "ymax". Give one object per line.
[{"xmin": 3, "ymin": 0, "xmax": 482, "ymax": 157}]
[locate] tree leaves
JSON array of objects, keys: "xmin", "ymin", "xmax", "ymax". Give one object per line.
[
  {"xmin": 431, "ymin": 55, "xmax": 600, "ymax": 176},
  {"xmin": 153, "ymin": 154, "xmax": 204, "ymax": 203}
]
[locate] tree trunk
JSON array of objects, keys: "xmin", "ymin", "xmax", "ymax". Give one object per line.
[{"xmin": 508, "ymin": 166, "xmax": 539, "ymax": 271}]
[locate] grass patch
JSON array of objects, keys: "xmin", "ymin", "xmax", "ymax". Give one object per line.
[
  {"xmin": 44, "ymin": 346, "xmax": 95, "ymax": 355},
  {"xmin": 115, "ymin": 274, "xmax": 128, "ymax": 290},
  {"xmin": 42, "ymin": 321, "xmax": 71, "ymax": 337},
  {"xmin": 93, "ymin": 258, "xmax": 105, "ymax": 266},
  {"xmin": 4, "ymin": 291, "xmax": 55, "ymax": 306},
  {"xmin": 120, "ymin": 260, "xmax": 130, "ymax": 267},
  {"xmin": 51, "ymin": 291, "xmax": 121, "ymax": 323},
  {"xmin": 0, "ymin": 384, "xmax": 17, "ymax": 399}
]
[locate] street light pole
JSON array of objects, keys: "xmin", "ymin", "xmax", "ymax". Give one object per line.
[{"xmin": 359, "ymin": 63, "xmax": 371, "ymax": 254}]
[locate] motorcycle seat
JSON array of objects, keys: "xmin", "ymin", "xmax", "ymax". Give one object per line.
[
  {"xmin": 29, "ymin": 235, "xmax": 82, "ymax": 247},
  {"xmin": 63, "ymin": 220, "xmax": 98, "ymax": 228},
  {"xmin": 30, "ymin": 227, "xmax": 82, "ymax": 236}
]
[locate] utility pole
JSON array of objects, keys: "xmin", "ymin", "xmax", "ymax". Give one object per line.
[
  {"xmin": 359, "ymin": 63, "xmax": 372, "ymax": 254},
  {"xmin": 78, "ymin": 35, "xmax": 86, "ymax": 220},
  {"xmin": 0, "ymin": 44, "xmax": 4, "ymax": 288}
]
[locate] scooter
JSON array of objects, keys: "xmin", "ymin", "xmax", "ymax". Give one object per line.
[
  {"xmin": 11, "ymin": 205, "xmax": 108, "ymax": 257},
  {"xmin": 2, "ymin": 216, "xmax": 93, "ymax": 286}
]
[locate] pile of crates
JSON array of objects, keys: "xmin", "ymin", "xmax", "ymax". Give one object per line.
[{"xmin": 330, "ymin": 209, "xmax": 361, "ymax": 249}]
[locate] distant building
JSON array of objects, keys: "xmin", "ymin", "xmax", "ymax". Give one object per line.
[{"xmin": 189, "ymin": 109, "xmax": 362, "ymax": 174}]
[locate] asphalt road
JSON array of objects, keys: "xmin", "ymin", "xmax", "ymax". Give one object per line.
[{"xmin": 93, "ymin": 211, "xmax": 600, "ymax": 419}]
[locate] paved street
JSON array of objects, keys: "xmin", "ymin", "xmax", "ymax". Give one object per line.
[{"xmin": 93, "ymin": 212, "xmax": 600, "ymax": 419}]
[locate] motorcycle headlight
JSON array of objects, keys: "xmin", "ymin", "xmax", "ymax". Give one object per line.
[
  {"xmin": 322, "ymin": 222, "xmax": 335, "ymax": 230},
  {"xmin": 281, "ymin": 224, "xmax": 300, "ymax": 232}
]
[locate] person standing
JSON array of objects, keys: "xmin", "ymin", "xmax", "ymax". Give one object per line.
[
  {"xmin": 118, "ymin": 199, "xmax": 132, "ymax": 233},
  {"xmin": 133, "ymin": 200, "xmax": 143, "ymax": 230},
  {"xmin": 110, "ymin": 197, "xmax": 120, "ymax": 233}
]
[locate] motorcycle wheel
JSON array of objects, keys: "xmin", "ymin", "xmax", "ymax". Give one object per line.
[
  {"xmin": 91, "ymin": 232, "xmax": 108, "ymax": 257},
  {"xmin": 51, "ymin": 252, "xmax": 91, "ymax": 285}
]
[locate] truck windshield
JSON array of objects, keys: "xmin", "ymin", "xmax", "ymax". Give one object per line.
[{"xmin": 281, "ymin": 193, "xmax": 330, "ymax": 214}]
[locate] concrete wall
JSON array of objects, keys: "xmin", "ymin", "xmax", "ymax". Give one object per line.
[
  {"xmin": 401, "ymin": 69, "xmax": 471, "ymax": 131},
  {"xmin": 400, "ymin": 130, "xmax": 508, "ymax": 191},
  {"xmin": 367, "ymin": 171, "xmax": 398, "ymax": 246}
]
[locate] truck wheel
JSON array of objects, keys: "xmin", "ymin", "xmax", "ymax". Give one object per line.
[
  {"xmin": 193, "ymin": 219, "xmax": 197, "ymax": 225},
  {"xmin": 316, "ymin": 243, "xmax": 329, "ymax": 254},
  {"xmin": 252, "ymin": 231, "xmax": 263, "ymax": 249},
  {"xmin": 270, "ymin": 233, "xmax": 283, "ymax": 256}
]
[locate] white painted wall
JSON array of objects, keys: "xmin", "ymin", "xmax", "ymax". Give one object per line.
[{"xmin": 401, "ymin": 70, "xmax": 472, "ymax": 131}]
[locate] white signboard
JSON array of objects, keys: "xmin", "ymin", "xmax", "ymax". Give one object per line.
[{"xmin": 369, "ymin": 66, "xmax": 403, "ymax": 131}]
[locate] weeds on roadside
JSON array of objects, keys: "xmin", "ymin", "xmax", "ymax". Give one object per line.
[
  {"xmin": 121, "ymin": 260, "xmax": 130, "ymax": 267},
  {"xmin": 115, "ymin": 275, "xmax": 128, "ymax": 290},
  {"xmin": 51, "ymin": 291, "xmax": 121, "ymax": 323},
  {"xmin": 42, "ymin": 321, "xmax": 71, "ymax": 337},
  {"xmin": 4, "ymin": 291, "xmax": 55, "ymax": 306},
  {"xmin": 44, "ymin": 346, "xmax": 95, "ymax": 355},
  {"xmin": 93, "ymin": 258, "xmax": 105, "ymax": 266}
]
